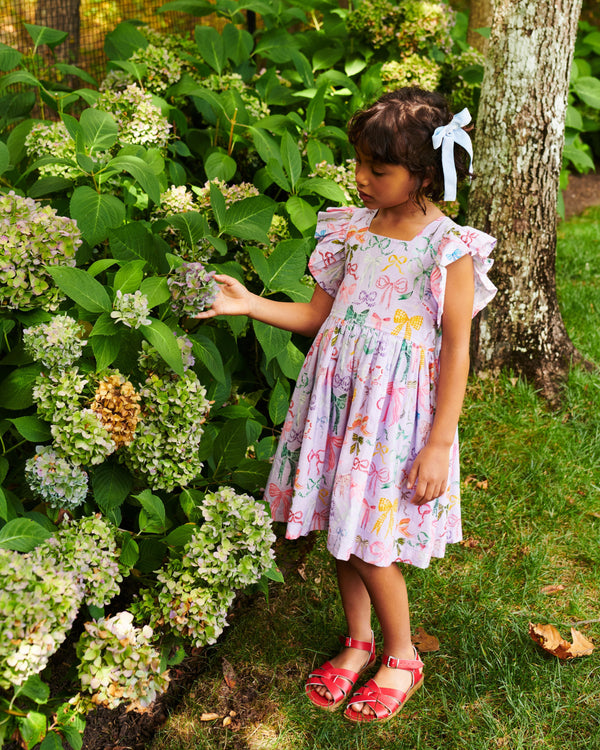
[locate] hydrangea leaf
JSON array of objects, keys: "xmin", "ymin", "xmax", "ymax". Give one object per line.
[
  {"xmin": 15, "ymin": 674, "xmax": 50, "ymax": 704},
  {"xmin": 139, "ymin": 319, "xmax": 185, "ymax": 377},
  {"xmin": 91, "ymin": 333, "xmax": 122, "ymax": 371},
  {"xmin": 266, "ymin": 238, "xmax": 309, "ymax": 292},
  {"xmin": 195, "ymin": 25, "xmax": 226, "ymax": 75},
  {"xmin": 298, "ymin": 176, "xmax": 347, "ymax": 203},
  {"xmin": 91, "ymin": 461, "xmax": 133, "ymax": 511},
  {"xmin": 0, "ymin": 363, "xmax": 42, "ymax": 410},
  {"xmin": 39, "ymin": 731, "xmax": 64, "ymax": 750},
  {"xmin": 190, "ymin": 334, "xmax": 226, "ymax": 384},
  {"xmin": 268, "ymin": 377, "xmax": 290, "ymax": 425},
  {"xmin": 8, "ymin": 415, "xmax": 51, "ymax": 443},
  {"xmin": 105, "ymin": 155, "xmax": 161, "ymax": 205},
  {"xmin": 281, "ymin": 131, "xmax": 302, "ymax": 191},
  {"xmin": 79, "ymin": 108, "xmax": 119, "ymax": 152},
  {"xmin": 70, "ymin": 186, "xmax": 126, "ymax": 247},
  {"xmin": 218, "ymin": 195, "xmax": 276, "ymax": 243},
  {"xmin": 252, "ymin": 319, "xmax": 291, "ymax": 361},
  {"xmin": 0, "ymin": 42, "xmax": 22, "ymax": 72},
  {"xmin": 0, "ymin": 141, "xmax": 9, "ymax": 175},
  {"xmin": 24, "ymin": 23, "xmax": 68, "ymax": 50},
  {"xmin": 232, "ymin": 458, "xmax": 272, "ymax": 492},
  {"xmin": 113, "ymin": 259, "xmax": 146, "ymax": 295},
  {"xmin": 285, "ymin": 195, "xmax": 317, "ymax": 235},
  {"xmin": 46, "ymin": 266, "xmax": 111, "ymax": 313},
  {"xmin": 204, "ymin": 151, "xmax": 236, "ymax": 182},
  {"xmin": 18, "ymin": 710, "xmax": 47, "ymax": 749},
  {"xmin": 0, "ymin": 517, "xmax": 52, "ymax": 552},
  {"xmin": 140, "ymin": 276, "xmax": 171, "ymax": 308},
  {"xmin": 0, "ymin": 488, "xmax": 7, "ymax": 522},
  {"xmin": 213, "ymin": 418, "xmax": 250, "ymax": 472},
  {"xmin": 28, "ymin": 176, "xmax": 73, "ymax": 198}
]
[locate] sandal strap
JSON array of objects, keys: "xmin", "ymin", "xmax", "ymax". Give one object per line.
[
  {"xmin": 339, "ymin": 632, "xmax": 374, "ymax": 653},
  {"xmin": 381, "ymin": 650, "xmax": 424, "ymax": 670}
]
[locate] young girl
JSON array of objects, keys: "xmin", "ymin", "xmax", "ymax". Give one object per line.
[{"xmin": 197, "ymin": 87, "xmax": 497, "ymax": 723}]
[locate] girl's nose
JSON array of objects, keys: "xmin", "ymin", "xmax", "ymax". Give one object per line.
[{"xmin": 355, "ymin": 165, "xmax": 367, "ymax": 187}]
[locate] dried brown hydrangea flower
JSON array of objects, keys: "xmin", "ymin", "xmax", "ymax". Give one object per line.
[{"xmin": 90, "ymin": 373, "xmax": 141, "ymax": 448}]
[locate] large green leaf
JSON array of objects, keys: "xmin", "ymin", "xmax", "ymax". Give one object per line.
[
  {"xmin": 268, "ymin": 377, "xmax": 290, "ymax": 425},
  {"xmin": 213, "ymin": 419, "xmax": 250, "ymax": 473},
  {"xmin": 0, "ymin": 141, "xmax": 10, "ymax": 175},
  {"xmin": 190, "ymin": 334, "xmax": 226, "ymax": 383},
  {"xmin": 139, "ymin": 319, "xmax": 185, "ymax": 376},
  {"xmin": 195, "ymin": 25, "xmax": 226, "ymax": 74},
  {"xmin": 8, "ymin": 416, "xmax": 51, "ymax": 443},
  {"xmin": 109, "ymin": 222, "xmax": 168, "ymax": 271},
  {"xmin": 222, "ymin": 23, "xmax": 253, "ymax": 66},
  {"xmin": 135, "ymin": 489, "xmax": 167, "ymax": 534},
  {"xmin": 18, "ymin": 711, "xmax": 46, "ymax": 749},
  {"xmin": 281, "ymin": 131, "xmax": 302, "ymax": 191},
  {"xmin": 0, "ymin": 70, "xmax": 39, "ymax": 90},
  {"xmin": 573, "ymin": 76, "xmax": 600, "ymax": 109},
  {"xmin": 140, "ymin": 276, "xmax": 171, "ymax": 308},
  {"xmin": 306, "ymin": 85, "xmax": 326, "ymax": 132},
  {"xmin": 253, "ymin": 320, "xmax": 291, "ymax": 361},
  {"xmin": 104, "ymin": 21, "xmax": 147, "ymax": 59},
  {"xmin": 249, "ymin": 126, "xmax": 281, "ymax": 165},
  {"xmin": 16, "ymin": 674, "xmax": 50, "ymax": 705},
  {"xmin": 166, "ymin": 211, "xmax": 210, "ymax": 248},
  {"xmin": 158, "ymin": 0, "xmax": 217, "ymax": 16},
  {"xmin": 92, "ymin": 461, "xmax": 133, "ymax": 511},
  {"xmin": 91, "ymin": 333, "xmax": 122, "ymax": 371},
  {"xmin": 24, "ymin": 23, "xmax": 68, "ymax": 50},
  {"xmin": 232, "ymin": 458, "xmax": 272, "ymax": 492},
  {"xmin": 46, "ymin": 266, "xmax": 111, "ymax": 312},
  {"xmin": 28, "ymin": 176, "xmax": 73, "ymax": 197},
  {"xmin": 204, "ymin": 150, "xmax": 237, "ymax": 181},
  {"xmin": 0, "ymin": 364, "xmax": 42, "ymax": 410},
  {"xmin": 266, "ymin": 240, "xmax": 310, "ymax": 293},
  {"xmin": 105, "ymin": 155, "xmax": 161, "ymax": 204},
  {"xmin": 0, "ymin": 518, "xmax": 52, "ymax": 552},
  {"xmin": 80, "ymin": 108, "xmax": 119, "ymax": 152},
  {"xmin": 113, "ymin": 259, "xmax": 146, "ymax": 294},
  {"xmin": 0, "ymin": 43, "xmax": 22, "ymax": 71},
  {"xmin": 218, "ymin": 195, "xmax": 276, "ymax": 243},
  {"xmin": 286, "ymin": 195, "xmax": 317, "ymax": 234},
  {"xmin": 70, "ymin": 186, "xmax": 126, "ymax": 246},
  {"xmin": 298, "ymin": 176, "xmax": 347, "ymax": 203}
]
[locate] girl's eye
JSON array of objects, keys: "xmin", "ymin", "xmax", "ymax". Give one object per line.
[{"xmin": 372, "ymin": 170, "xmax": 384, "ymax": 177}]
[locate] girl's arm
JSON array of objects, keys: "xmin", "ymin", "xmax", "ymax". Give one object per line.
[
  {"xmin": 407, "ymin": 254, "xmax": 475, "ymax": 505},
  {"xmin": 195, "ymin": 273, "xmax": 334, "ymax": 337}
]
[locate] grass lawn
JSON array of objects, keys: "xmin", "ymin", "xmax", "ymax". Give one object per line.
[{"xmin": 150, "ymin": 207, "xmax": 600, "ymax": 750}]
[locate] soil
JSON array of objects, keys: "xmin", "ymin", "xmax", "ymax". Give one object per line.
[{"xmin": 562, "ymin": 170, "xmax": 600, "ymax": 220}]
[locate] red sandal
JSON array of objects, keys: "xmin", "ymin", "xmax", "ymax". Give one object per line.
[
  {"xmin": 343, "ymin": 647, "xmax": 424, "ymax": 723},
  {"xmin": 305, "ymin": 633, "xmax": 376, "ymax": 711}
]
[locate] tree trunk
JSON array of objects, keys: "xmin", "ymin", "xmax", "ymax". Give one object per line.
[
  {"xmin": 467, "ymin": 0, "xmax": 494, "ymax": 52},
  {"xmin": 35, "ymin": 0, "xmax": 81, "ymax": 64},
  {"xmin": 467, "ymin": 0, "xmax": 584, "ymax": 402}
]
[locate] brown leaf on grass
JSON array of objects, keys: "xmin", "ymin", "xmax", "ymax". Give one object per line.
[
  {"xmin": 460, "ymin": 537, "xmax": 480, "ymax": 548},
  {"xmin": 297, "ymin": 562, "xmax": 307, "ymax": 580},
  {"xmin": 464, "ymin": 475, "xmax": 489, "ymax": 490},
  {"xmin": 540, "ymin": 584, "xmax": 566, "ymax": 595},
  {"xmin": 222, "ymin": 658, "xmax": 237, "ymax": 689},
  {"xmin": 412, "ymin": 626, "xmax": 440, "ymax": 653},
  {"xmin": 200, "ymin": 713, "xmax": 221, "ymax": 722},
  {"xmin": 529, "ymin": 622, "xmax": 595, "ymax": 659}
]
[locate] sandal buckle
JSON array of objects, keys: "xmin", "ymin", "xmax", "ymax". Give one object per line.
[{"xmin": 383, "ymin": 654, "xmax": 399, "ymax": 669}]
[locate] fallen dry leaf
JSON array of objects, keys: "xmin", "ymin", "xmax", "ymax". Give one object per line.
[
  {"xmin": 412, "ymin": 626, "xmax": 440, "ymax": 653},
  {"xmin": 464, "ymin": 475, "xmax": 489, "ymax": 490},
  {"xmin": 540, "ymin": 584, "xmax": 566, "ymax": 595},
  {"xmin": 222, "ymin": 657, "xmax": 237, "ymax": 689},
  {"xmin": 297, "ymin": 563, "xmax": 307, "ymax": 580},
  {"xmin": 529, "ymin": 622, "xmax": 595, "ymax": 660},
  {"xmin": 200, "ymin": 713, "xmax": 221, "ymax": 722},
  {"xmin": 222, "ymin": 716, "xmax": 232, "ymax": 727},
  {"xmin": 460, "ymin": 537, "xmax": 480, "ymax": 549}
]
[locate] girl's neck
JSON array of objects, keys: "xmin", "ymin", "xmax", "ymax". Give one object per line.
[{"xmin": 369, "ymin": 200, "xmax": 446, "ymax": 242}]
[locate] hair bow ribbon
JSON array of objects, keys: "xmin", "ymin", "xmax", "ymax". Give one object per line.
[{"xmin": 432, "ymin": 108, "xmax": 473, "ymax": 202}]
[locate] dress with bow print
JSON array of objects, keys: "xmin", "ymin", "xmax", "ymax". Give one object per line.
[{"xmin": 265, "ymin": 207, "xmax": 497, "ymax": 568}]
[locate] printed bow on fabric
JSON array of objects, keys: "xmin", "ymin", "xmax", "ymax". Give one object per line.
[{"xmin": 432, "ymin": 108, "xmax": 473, "ymax": 201}]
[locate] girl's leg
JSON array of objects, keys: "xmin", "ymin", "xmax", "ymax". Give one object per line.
[
  {"xmin": 346, "ymin": 555, "xmax": 415, "ymax": 716},
  {"xmin": 312, "ymin": 558, "xmax": 373, "ymax": 702}
]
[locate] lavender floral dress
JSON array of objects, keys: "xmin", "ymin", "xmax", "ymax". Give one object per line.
[{"xmin": 266, "ymin": 207, "xmax": 497, "ymax": 568}]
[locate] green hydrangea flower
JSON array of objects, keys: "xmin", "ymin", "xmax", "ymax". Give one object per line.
[
  {"xmin": 0, "ymin": 548, "xmax": 81, "ymax": 689},
  {"xmin": 0, "ymin": 191, "xmax": 81, "ymax": 311},
  {"xmin": 23, "ymin": 316, "xmax": 87, "ymax": 371},
  {"xmin": 25, "ymin": 445, "xmax": 89, "ymax": 508}
]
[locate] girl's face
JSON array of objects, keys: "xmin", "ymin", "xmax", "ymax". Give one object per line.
[{"xmin": 354, "ymin": 147, "xmax": 421, "ymax": 211}]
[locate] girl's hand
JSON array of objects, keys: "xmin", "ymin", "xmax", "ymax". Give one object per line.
[
  {"xmin": 406, "ymin": 443, "xmax": 451, "ymax": 506},
  {"xmin": 194, "ymin": 273, "xmax": 253, "ymax": 319}
]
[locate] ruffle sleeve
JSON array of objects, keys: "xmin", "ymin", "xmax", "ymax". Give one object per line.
[
  {"xmin": 308, "ymin": 207, "xmax": 356, "ymax": 297},
  {"xmin": 430, "ymin": 224, "xmax": 497, "ymax": 326}
]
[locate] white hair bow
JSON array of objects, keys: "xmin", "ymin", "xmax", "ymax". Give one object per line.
[{"xmin": 432, "ymin": 108, "xmax": 473, "ymax": 201}]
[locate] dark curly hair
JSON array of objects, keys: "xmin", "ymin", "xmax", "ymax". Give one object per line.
[{"xmin": 347, "ymin": 87, "xmax": 472, "ymax": 211}]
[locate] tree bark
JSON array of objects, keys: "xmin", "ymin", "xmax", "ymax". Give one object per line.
[
  {"xmin": 35, "ymin": 0, "xmax": 81, "ymax": 64},
  {"xmin": 467, "ymin": 0, "xmax": 584, "ymax": 403},
  {"xmin": 467, "ymin": 0, "xmax": 494, "ymax": 52}
]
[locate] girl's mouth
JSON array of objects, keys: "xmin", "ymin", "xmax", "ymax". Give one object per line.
[{"xmin": 359, "ymin": 191, "xmax": 373, "ymax": 202}]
